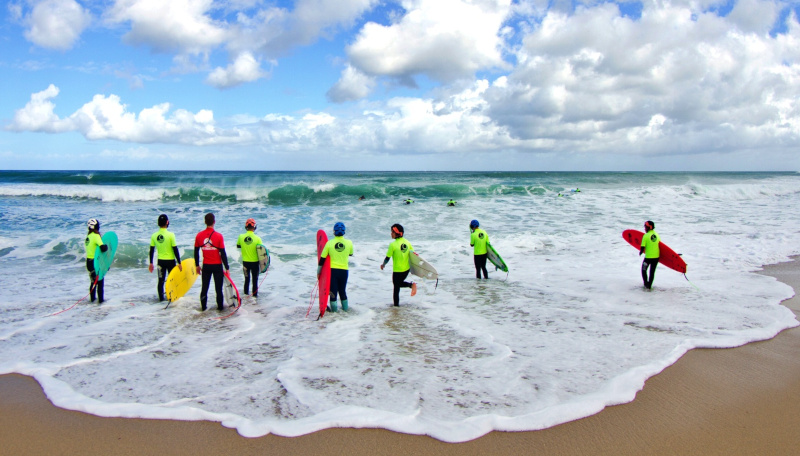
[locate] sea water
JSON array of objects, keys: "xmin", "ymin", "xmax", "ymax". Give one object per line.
[{"xmin": 0, "ymin": 171, "xmax": 798, "ymax": 442}]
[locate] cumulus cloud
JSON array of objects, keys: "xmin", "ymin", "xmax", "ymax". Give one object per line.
[
  {"xmin": 481, "ymin": 1, "xmax": 800, "ymax": 155},
  {"xmin": 206, "ymin": 52, "xmax": 268, "ymax": 88},
  {"xmin": 343, "ymin": 0, "xmax": 511, "ymax": 85},
  {"xmin": 104, "ymin": 0, "xmax": 226, "ymax": 54},
  {"xmin": 326, "ymin": 65, "xmax": 376, "ymax": 102},
  {"xmin": 21, "ymin": 0, "xmax": 91, "ymax": 50},
  {"xmin": 8, "ymin": 85, "xmax": 251, "ymax": 146}
]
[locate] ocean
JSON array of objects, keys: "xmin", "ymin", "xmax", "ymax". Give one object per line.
[{"xmin": 0, "ymin": 170, "xmax": 798, "ymax": 442}]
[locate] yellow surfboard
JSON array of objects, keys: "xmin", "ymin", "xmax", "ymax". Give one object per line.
[{"xmin": 165, "ymin": 258, "xmax": 199, "ymax": 303}]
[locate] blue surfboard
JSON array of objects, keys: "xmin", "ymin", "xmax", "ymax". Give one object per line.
[{"xmin": 93, "ymin": 231, "xmax": 118, "ymax": 281}]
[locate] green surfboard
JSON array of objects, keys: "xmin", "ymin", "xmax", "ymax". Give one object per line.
[
  {"xmin": 93, "ymin": 231, "xmax": 118, "ymax": 280},
  {"xmin": 486, "ymin": 243, "xmax": 508, "ymax": 273}
]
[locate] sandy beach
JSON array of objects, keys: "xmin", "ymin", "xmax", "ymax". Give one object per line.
[{"xmin": 2, "ymin": 259, "xmax": 799, "ymax": 455}]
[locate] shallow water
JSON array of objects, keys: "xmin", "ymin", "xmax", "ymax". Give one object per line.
[{"xmin": 0, "ymin": 171, "xmax": 798, "ymax": 441}]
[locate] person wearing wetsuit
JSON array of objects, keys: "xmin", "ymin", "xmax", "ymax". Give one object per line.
[
  {"xmin": 469, "ymin": 219, "xmax": 489, "ymax": 279},
  {"xmin": 194, "ymin": 213, "xmax": 230, "ymax": 311},
  {"xmin": 237, "ymin": 218, "xmax": 263, "ymax": 297},
  {"xmin": 85, "ymin": 218, "xmax": 108, "ymax": 303},
  {"xmin": 149, "ymin": 214, "xmax": 182, "ymax": 302},
  {"xmin": 447, "ymin": 199, "xmax": 457, "ymax": 206},
  {"xmin": 640, "ymin": 220, "xmax": 660, "ymax": 290},
  {"xmin": 380, "ymin": 224, "xmax": 417, "ymax": 306},
  {"xmin": 318, "ymin": 222, "xmax": 354, "ymax": 312}
]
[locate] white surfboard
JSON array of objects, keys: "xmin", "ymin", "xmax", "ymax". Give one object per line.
[{"xmin": 409, "ymin": 252, "xmax": 438, "ymax": 280}]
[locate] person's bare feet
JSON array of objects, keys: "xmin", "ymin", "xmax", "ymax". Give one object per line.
[{"xmin": 411, "ymin": 282, "xmax": 417, "ymax": 296}]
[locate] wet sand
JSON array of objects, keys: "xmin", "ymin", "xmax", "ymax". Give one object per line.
[{"xmin": 2, "ymin": 259, "xmax": 799, "ymax": 455}]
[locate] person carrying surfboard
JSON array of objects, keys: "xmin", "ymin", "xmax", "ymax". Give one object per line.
[
  {"xmin": 148, "ymin": 214, "xmax": 182, "ymax": 302},
  {"xmin": 380, "ymin": 223, "xmax": 417, "ymax": 306},
  {"xmin": 85, "ymin": 218, "xmax": 108, "ymax": 303},
  {"xmin": 318, "ymin": 222, "xmax": 354, "ymax": 312},
  {"xmin": 194, "ymin": 213, "xmax": 230, "ymax": 311},
  {"xmin": 640, "ymin": 220, "xmax": 660, "ymax": 290},
  {"xmin": 469, "ymin": 219, "xmax": 490, "ymax": 279},
  {"xmin": 237, "ymin": 218, "xmax": 263, "ymax": 298}
]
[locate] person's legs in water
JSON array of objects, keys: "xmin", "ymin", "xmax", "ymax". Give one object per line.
[
  {"xmin": 328, "ymin": 269, "xmax": 340, "ymax": 312},
  {"xmin": 392, "ymin": 270, "xmax": 413, "ymax": 306},
  {"xmin": 474, "ymin": 253, "xmax": 489, "ymax": 279},
  {"xmin": 641, "ymin": 258, "xmax": 659, "ymax": 289},
  {"xmin": 87, "ymin": 259, "xmax": 97, "ymax": 302},
  {"xmin": 329, "ymin": 269, "xmax": 349, "ymax": 311},
  {"xmin": 200, "ymin": 266, "xmax": 213, "ymax": 310},
  {"xmin": 242, "ymin": 262, "xmax": 259, "ymax": 296},
  {"xmin": 157, "ymin": 259, "xmax": 176, "ymax": 301},
  {"xmin": 210, "ymin": 265, "xmax": 224, "ymax": 310}
]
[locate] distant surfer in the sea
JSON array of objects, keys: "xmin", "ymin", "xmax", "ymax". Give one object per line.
[
  {"xmin": 639, "ymin": 220, "xmax": 660, "ymax": 290},
  {"xmin": 85, "ymin": 218, "xmax": 108, "ymax": 303},
  {"xmin": 148, "ymin": 214, "xmax": 182, "ymax": 302},
  {"xmin": 404, "ymin": 198, "xmax": 414, "ymax": 204},
  {"xmin": 380, "ymin": 223, "xmax": 417, "ymax": 306},
  {"xmin": 359, "ymin": 195, "xmax": 366, "ymax": 201},
  {"xmin": 447, "ymin": 199, "xmax": 457, "ymax": 206},
  {"xmin": 237, "ymin": 218, "xmax": 262, "ymax": 298},
  {"xmin": 469, "ymin": 219, "xmax": 489, "ymax": 279},
  {"xmin": 194, "ymin": 213, "xmax": 230, "ymax": 311},
  {"xmin": 318, "ymin": 222, "xmax": 354, "ymax": 312}
]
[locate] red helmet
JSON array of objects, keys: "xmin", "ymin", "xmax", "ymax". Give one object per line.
[{"xmin": 245, "ymin": 218, "xmax": 256, "ymax": 230}]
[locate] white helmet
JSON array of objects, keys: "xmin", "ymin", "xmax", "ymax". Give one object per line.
[{"xmin": 87, "ymin": 218, "xmax": 99, "ymax": 230}]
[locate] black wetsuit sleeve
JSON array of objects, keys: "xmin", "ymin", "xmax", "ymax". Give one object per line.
[
  {"xmin": 100, "ymin": 244, "xmax": 109, "ymax": 253},
  {"xmin": 383, "ymin": 256, "xmax": 390, "ymax": 266},
  {"xmin": 220, "ymin": 248, "xmax": 229, "ymax": 270},
  {"xmin": 149, "ymin": 246, "xmax": 155, "ymax": 264},
  {"xmin": 194, "ymin": 246, "xmax": 200, "ymax": 265},
  {"xmin": 318, "ymin": 256, "xmax": 326, "ymax": 267},
  {"xmin": 173, "ymin": 246, "xmax": 181, "ymax": 263}
]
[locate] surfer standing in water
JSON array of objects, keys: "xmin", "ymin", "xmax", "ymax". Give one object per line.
[
  {"xmin": 194, "ymin": 213, "xmax": 230, "ymax": 311},
  {"xmin": 640, "ymin": 220, "xmax": 660, "ymax": 289},
  {"xmin": 469, "ymin": 219, "xmax": 489, "ymax": 279},
  {"xmin": 318, "ymin": 222, "xmax": 354, "ymax": 312},
  {"xmin": 236, "ymin": 218, "xmax": 262, "ymax": 298},
  {"xmin": 380, "ymin": 224, "xmax": 417, "ymax": 306},
  {"xmin": 148, "ymin": 214, "xmax": 182, "ymax": 302},
  {"xmin": 85, "ymin": 218, "xmax": 108, "ymax": 303}
]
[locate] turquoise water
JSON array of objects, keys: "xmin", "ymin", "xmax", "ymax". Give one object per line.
[{"xmin": 0, "ymin": 171, "xmax": 798, "ymax": 441}]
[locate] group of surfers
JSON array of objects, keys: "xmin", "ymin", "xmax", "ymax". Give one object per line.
[{"xmin": 83, "ymin": 214, "xmax": 663, "ymax": 312}]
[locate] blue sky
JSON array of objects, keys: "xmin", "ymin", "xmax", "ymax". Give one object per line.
[{"xmin": 1, "ymin": 0, "xmax": 799, "ymax": 171}]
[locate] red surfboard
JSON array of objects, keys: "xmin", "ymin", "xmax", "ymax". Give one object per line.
[
  {"xmin": 316, "ymin": 230, "xmax": 331, "ymax": 318},
  {"xmin": 622, "ymin": 230, "xmax": 687, "ymax": 274}
]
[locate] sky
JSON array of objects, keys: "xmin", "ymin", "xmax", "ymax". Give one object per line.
[{"xmin": 0, "ymin": 0, "xmax": 799, "ymax": 171}]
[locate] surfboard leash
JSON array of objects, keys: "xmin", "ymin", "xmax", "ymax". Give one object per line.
[
  {"xmin": 305, "ymin": 281, "xmax": 319, "ymax": 319},
  {"xmin": 49, "ymin": 277, "xmax": 98, "ymax": 317},
  {"xmin": 684, "ymin": 274, "xmax": 701, "ymax": 291}
]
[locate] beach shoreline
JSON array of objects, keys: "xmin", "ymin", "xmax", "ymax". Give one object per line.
[{"xmin": 1, "ymin": 258, "xmax": 799, "ymax": 455}]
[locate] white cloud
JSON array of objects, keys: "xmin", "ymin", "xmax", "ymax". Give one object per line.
[
  {"xmin": 22, "ymin": 0, "xmax": 91, "ymax": 50},
  {"xmin": 327, "ymin": 65, "xmax": 377, "ymax": 102},
  {"xmin": 344, "ymin": 0, "xmax": 512, "ymax": 83},
  {"xmin": 105, "ymin": 0, "xmax": 226, "ymax": 54},
  {"xmin": 206, "ymin": 52, "xmax": 268, "ymax": 88},
  {"xmin": 480, "ymin": 1, "xmax": 800, "ymax": 156},
  {"xmin": 8, "ymin": 85, "xmax": 251, "ymax": 146}
]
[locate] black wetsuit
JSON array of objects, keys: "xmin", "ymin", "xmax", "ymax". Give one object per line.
[
  {"xmin": 242, "ymin": 261, "xmax": 260, "ymax": 296},
  {"xmin": 641, "ymin": 258, "xmax": 659, "ymax": 289},
  {"xmin": 474, "ymin": 253, "xmax": 489, "ymax": 279},
  {"xmin": 391, "ymin": 270, "xmax": 413, "ymax": 306}
]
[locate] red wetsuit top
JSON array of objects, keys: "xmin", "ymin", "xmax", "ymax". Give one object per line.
[{"xmin": 195, "ymin": 228, "xmax": 225, "ymax": 265}]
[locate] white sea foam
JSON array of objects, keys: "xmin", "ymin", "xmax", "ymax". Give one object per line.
[{"xmin": 0, "ymin": 172, "xmax": 798, "ymax": 442}]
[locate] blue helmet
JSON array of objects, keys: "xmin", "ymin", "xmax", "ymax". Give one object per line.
[
  {"xmin": 333, "ymin": 222, "xmax": 346, "ymax": 236},
  {"xmin": 469, "ymin": 219, "xmax": 479, "ymax": 229}
]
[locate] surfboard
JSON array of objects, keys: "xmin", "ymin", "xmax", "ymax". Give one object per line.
[
  {"xmin": 487, "ymin": 243, "xmax": 509, "ymax": 272},
  {"xmin": 257, "ymin": 244, "xmax": 270, "ymax": 273},
  {"xmin": 409, "ymin": 252, "xmax": 438, "ymax": 280},
  {"xmin": 223, "ymin": 270, "xmax": 242, "ymax": 309},
  {"xmin": 164, "ymin": 258, "xmax": 198, "ymax": 303},
  {"xmin": 93, "ymin": 231, "xmax": 118, "ymax": 281},
  {"xmin": 622, "ymin": 229, "xmax": 687, "ymax": 274},
  {"xmin": 316, "ymin": 230, "xmax": 331, "ymax": 318}
]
